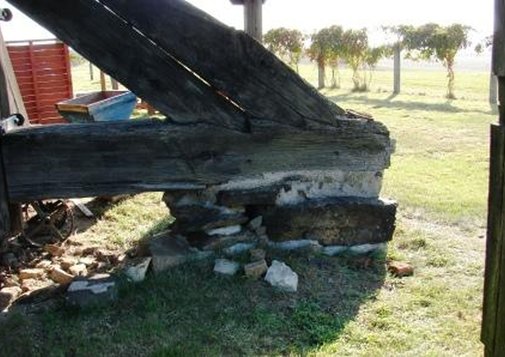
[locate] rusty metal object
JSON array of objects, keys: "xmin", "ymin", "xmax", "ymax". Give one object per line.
[{"xmin": 22, "ymin": 200, "xmax": 74, "ymax": 247}]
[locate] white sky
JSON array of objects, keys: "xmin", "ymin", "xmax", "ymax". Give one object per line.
[{"xmin": 0, "ymin": 0, "xmax": 494, "ymax": 43}]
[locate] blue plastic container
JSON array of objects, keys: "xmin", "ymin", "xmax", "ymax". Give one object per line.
[{"xmin": 56, "ymin": 90, "xmax": 136, "ymax": 123}]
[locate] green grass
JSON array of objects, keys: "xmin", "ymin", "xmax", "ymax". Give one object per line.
[{"xmin": 0, "ymin": 64, "xmax": 491, "ymax": 356}]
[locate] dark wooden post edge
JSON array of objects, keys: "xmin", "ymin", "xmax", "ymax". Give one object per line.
[{"xmin": 0, "ymin": 134, "xmax": 11, "ymax": 240}]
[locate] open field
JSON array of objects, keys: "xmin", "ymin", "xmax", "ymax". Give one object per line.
[{"xmin": 0, "ymin": 64, "xmax": 493, "ymax": 355}]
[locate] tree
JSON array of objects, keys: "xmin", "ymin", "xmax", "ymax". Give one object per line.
[
  {"xmin": 341, "ymin": 28, "xmax": 369, "ymax": 92},
  {"xmin": 264, "ymin": 28, "xmax": 304, "ymax": 73},
  {"xmin": 326, "ymin": 26, "xmax": 344, "ymax": 88},
  {"xmin": 364, "ymin": 46, "xmax": 390, "ymax": 89},
  {"xmin": 307, "ymin": 26, "xmax": 343, "ymax": 89},
  {"xmin": 396, "ymin": 23, "xmax": 472, "ymax": 99}
]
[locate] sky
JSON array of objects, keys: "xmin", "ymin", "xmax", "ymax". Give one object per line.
[{"xmin": 0, "ymin": 0, "xmax": 494, "ymax": 44}]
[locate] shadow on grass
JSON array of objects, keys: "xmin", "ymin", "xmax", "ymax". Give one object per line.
[
  {"xmin": 0, "ymin": 233, "xmax": 386, "ymax": 355},
  {"xmin": 329, "ymin": 93, "xmax": 496, "ymax": 115}
]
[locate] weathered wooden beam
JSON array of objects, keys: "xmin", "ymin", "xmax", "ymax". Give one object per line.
[
  {"xmin": 100, "ymin": 0, "xmax": 345, "ymax": 128},
  {"xmin": 1, "ymin": 119, "xmax": 391, "ymax": 203},
  {"xmin": 243, "ymin": 0, "xmax": 264, "ymax": 41},
  {"xmin": 7, "ymin": 0, "xmax": 247, "ymax": 131},
  {"xmin": 482, "ymin": 125, "xmax": 505, "ymax": 356},
  {"xmin": 493, "ymin": 0, "xmax": 505, "ymax": 77}
]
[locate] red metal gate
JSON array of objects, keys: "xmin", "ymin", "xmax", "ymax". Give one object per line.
[{"xmin": 7, "ymin": 39, "xmax": 73, "ymax": 124}]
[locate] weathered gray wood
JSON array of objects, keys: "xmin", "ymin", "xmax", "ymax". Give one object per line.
[
  {"xmin": 490, "ymin": 73, "xmax": 498, "ymax": 105},
  {"xmin": 7, "ymin": 0, "xmax": 247, "ymax": 131},
  {"xmin": 1, "ymin": 118, "xmax": 391, "ymax": 202},
  {"xmin": 0, "ymin": 143, "xmax": 10, "ymax": 238},
  {"xmin": 243, "ymin": 0, "xmax": 264, "ymax": 41},
  {"xmin": 482, "ymin": 125, "xmax": 505, "ymax": 355},
  {"xmin": 493, "ymin": 0, "xmax": 505, "ymax": 76},
  {"xmin": 100, "ymin": 0, "xmax": 345, "ymax": 128},
  {"xmin": 393, "ymin": 44, "xmax": 401, "ymax": 94},
  {"xmin": 258, "ymin": 197, "xmax": 397, "ymax": 245},
  {"xmin": 0, "ymin": 28, "xmax": 27, "ymax": 120}
]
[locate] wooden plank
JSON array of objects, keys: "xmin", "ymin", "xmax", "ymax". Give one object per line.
[
  {"xmin": 62, "ymin": 45, "xmax": 73, "ymax": 99},
  {"xmin": 1, "ymin": 118, "xmax": 391, "ymax": 202},
  {"xmin": 493, "ymin": 0, "xmax": 505, "ymax": 76},
  {"xmin": 101, "ymin": 0, "xmax": 346, "ymax": 127},
  {"xmin": 7, "ymin": 0, "xmax": 248, "ymax": 131},
  {"xmin": 0, "ymin": 27, "xmax": 27, "ymax": 120},
  {"xmin": 482, "ymin": 125, "xmax": 505, "ymax": 351}
]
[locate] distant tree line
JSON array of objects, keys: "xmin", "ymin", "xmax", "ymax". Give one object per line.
[{"xmin": 264, "ymin": 23, "xmax": 473, "ymax": 99}]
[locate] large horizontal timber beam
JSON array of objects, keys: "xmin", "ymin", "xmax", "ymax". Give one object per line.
[{"xmin": 2, "ymin": 119, "xmax": 391, "ymax": 203}]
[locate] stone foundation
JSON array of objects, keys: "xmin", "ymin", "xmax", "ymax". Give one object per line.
[{"xmin": 160, "ymin": 169, "xmax": 397, "ymax": 258}]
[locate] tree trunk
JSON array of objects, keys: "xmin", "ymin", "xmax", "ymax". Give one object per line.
[
  {"xmin": 446, "ymin": 63, "xmax": 455, "ymax": 99},
  {"xmin": 318, "ymin": 59, "xmax": 325, "ymax": 89}
]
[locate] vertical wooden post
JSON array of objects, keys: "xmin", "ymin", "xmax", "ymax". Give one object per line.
[
  {"xmin": 99, "ymin": 70, "xmax": 106, "ymax": 92},
  {"xmin": 244, "ymin": 0, "xmax": 263, "ymax": 41},
  {"xmin": 230, "ymin": 0, "xmax": 265, "ymax": 42},
  {"xmin": 110, "ymin": 77, "xmax": 119, "ymax": 90},
  {"xmin": 482, "ymin": 0, "xmax": 505, "ymax": 355},
  {"xmin": 89, "ymin": 61, "xmax": 94, "ymax": 81},
  {"xmin": 393, "ymin": 44, "xmax": 401, "ymax": 94},
  {"xmin": 490, "ymin": 72, "xmax": 498, "ymax": 105}
]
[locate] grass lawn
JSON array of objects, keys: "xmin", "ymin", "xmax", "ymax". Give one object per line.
[{"xmin": 0, "ymin": 63, "xmax": 493, "ymax": 356}]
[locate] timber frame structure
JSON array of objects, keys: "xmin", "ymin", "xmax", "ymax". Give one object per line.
[{"xmin": 0, "ymin": 0, "xmax": 394, "ymax": 245}]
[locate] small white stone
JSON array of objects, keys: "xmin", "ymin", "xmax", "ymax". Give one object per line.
[
  {"xmin": 224, "ymin": 243, "xmax": 255, "ymax": 256},
  {"xmin": 213, "ymin": 259, "xmax": 240, "ymax": 276},
  {"xmin": 322, "ymin": 246, "xmax": 348, "ymax": 256},
  {"xmin": 264, "ymin": 260, "xmax": 298, "ymax": 292},
  {"xmin": 348, "ymin": 243, "xmax": 387, "ymax": 255},
  {"xmin": 207, "ymin": 225, "xmax": 242, "ymax": 236},
  {"xmin": 124, "ymin": 257, "xmax": 152, "ymax": 283}
]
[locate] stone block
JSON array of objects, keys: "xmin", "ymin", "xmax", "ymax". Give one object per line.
[
  {"xmin": 249, "ymin": 248, "xmax": 266, "ymax": 261},
  {"xmin": 224, "ymin": 243, "xmax": 256, "ymax": 256},
  {"xmin": 260, "ymin": 197, "xmax": 397, "ymax": 246},
  {"xmin": 217, "ymin": 186, "xmax": 283, "ymax": 206},
  {"xmin": 213, "ymin": 259, "xmax": 240, "ymax": 276},
  {"xmin": 50, "ymin": 267, "xmax": 73, "ymax": 285},
  {"xmin": 0, "ymin": 286, "xmax": 22, "ymax": 311},
  {"xmin": 196, "ymin": 231, "xmax": 257, "ymax": 251},
  {"xmin": 150, "ymin": 235, "xmax": 193, "ymax": 273},
  {"xmin": 170, "ymin": 204, "xmax": 247, "ymax": 232},
  {"xmin": 19, "ymin": 268, "xmax": 44, "ymax": 280},
  {"xmin": 244, "ymin": 259, "xmax": 268, "ymax": 279},
  {"xmin": 264, "ymin": 260, "xmax": 298, "ymax": 292},
  {"xmin": 247, "ymin": 216, "xmax": 263, "ymax": 232},
  {"xmin": 66, "ymin": 274, "xmax": 117, "ymax": 308},
  {"xmin": 69, "ymin": 264, "xmax": 88, "ymax": 277},
  {"xmin": 388, "ymin": 261, "xmax": 414, "ymax": 277},
  {"xmin": 206, "ymin": 225, "xmax": 242, "ymax": 236},
  {"xmin": 124, "ymin": 257, "xmax": 152, "ymax": 282}
]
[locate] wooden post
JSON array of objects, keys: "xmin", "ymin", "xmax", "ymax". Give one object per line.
[
  {"xmin": 89, "ymin": 61, "xmax": 94, "ymax": 81},
  {"xmin": 393, "ymin": 44, "xmax": 401, "ymax": 94},
  {"xmin": 110, "ymin": 77, "xmax": 119, "ymax": 90},
  {"xmin": 230, "ymin": 0, "xmax": 265, "ymax": 42},
  {"xmin": 99, "ymin": 70, "xmax": 106, "ymax": 92},
  {"xmin": 482, "ymin": 0, "xmax": 505, "ymax": 355},
  {"xmin": 490, "ymin": 72, "xmax": 498, "ymax": 105}
]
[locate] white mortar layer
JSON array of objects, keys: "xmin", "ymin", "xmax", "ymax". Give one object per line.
[
  {"xmin": 214, "ymin": 169, "xmax": 383, "ymax": 206},
  {"xmin": 267, "ymin": 239, "xmax": 387, "ymax": 256}
]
